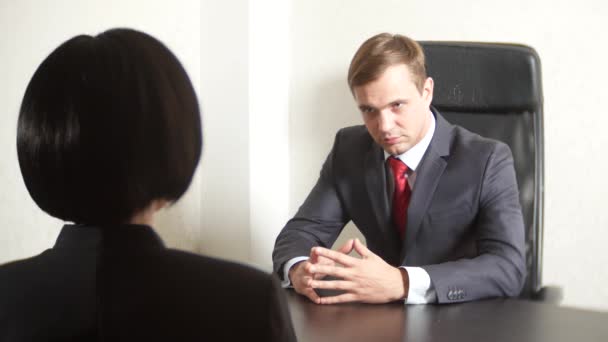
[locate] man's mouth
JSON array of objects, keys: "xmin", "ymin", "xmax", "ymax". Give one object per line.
[{"xmin": 384, "ymin": 137, "xmax": 399, "ymax": 145}]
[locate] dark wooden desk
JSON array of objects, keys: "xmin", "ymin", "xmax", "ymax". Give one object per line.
[{"xmin": 286, "ymin": 291, "xmax": 608, "ymax": 342}]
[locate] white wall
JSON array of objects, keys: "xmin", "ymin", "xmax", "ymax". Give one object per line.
[
  {"xmin": 199, "ymin": 0, "xmax": 252, "ymax": 263},
  {"xmin": 288, "ymin": 0, "xmax": 608, "ymax": 311},
  {"xmin": 248, "ymin": 0, "xmax": 291, "ymax": 269},
  {"xmin": 199, "ymin": 0, "xmax": 291, "ymax": 269}
]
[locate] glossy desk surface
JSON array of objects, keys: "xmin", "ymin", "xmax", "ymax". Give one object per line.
[{"xmin": 286, "ymin": 291, "xmax": 608, "ymax": 342}]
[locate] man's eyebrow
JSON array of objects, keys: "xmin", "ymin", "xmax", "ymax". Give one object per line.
[{"xmin": 358, "ymin": 99, "xmax": 409, "ymax": 110}]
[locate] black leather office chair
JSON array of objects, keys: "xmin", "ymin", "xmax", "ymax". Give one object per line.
[{"xmin": 421, "ymin": 42, "xmax": 561, "ymax": 303}]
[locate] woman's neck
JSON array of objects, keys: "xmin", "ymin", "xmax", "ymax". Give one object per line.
[{"xmin": 128, "ymin": 199, "xmax": 167, "ymax": 225}]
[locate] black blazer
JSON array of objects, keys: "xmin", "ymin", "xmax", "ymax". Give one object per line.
[{"xmin": 0, "ymin": 224, "xmax": 296, "ymax": 341}]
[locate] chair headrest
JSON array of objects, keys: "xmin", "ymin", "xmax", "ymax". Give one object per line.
[{"xmin": 421, "ymin": 42, "xmax": 543, "ymax": 113}]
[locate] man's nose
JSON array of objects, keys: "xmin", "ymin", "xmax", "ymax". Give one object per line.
[{"xmin": 378, "ymin": 110, "xmax": 393, "ymax": 133}]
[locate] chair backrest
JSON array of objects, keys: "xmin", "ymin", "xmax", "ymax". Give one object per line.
[{"xmin": 420, "ymin": 42, "xmax": 544, "ymax": 298}]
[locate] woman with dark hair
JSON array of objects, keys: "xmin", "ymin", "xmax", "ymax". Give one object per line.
[{"xmin": 0, "ymin": 28, "xmax": 295, "ymax": 341}]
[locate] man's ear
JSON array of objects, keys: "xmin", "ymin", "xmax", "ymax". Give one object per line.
[{"xmin": 423, "ymin": 77, "xmax": 434, "ymax": 103}]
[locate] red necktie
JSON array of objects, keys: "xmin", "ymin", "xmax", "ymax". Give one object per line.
[{"xmin": 388, "ymin": 157, "xmax": 411, "ymax": 239}]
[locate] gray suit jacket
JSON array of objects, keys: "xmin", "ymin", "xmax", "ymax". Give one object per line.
[{"xmin": 273, "ymin": 109, "xmax": 526, "ymax": 303}]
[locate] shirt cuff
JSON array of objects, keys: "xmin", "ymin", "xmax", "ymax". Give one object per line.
[
  {"xmin": 400, "ymin": 266, "xmax": 437, "ymax": 304},
  {"xmin": 281, "ymin": 256, "xmax": 309, "ymax": 288}
]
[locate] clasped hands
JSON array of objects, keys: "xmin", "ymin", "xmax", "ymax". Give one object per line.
[{"xmin": 288, "ymin": 238, "xmax": 409, "ymax": 304}]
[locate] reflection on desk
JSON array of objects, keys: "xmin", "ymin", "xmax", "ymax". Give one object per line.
[{"xmin": 286, "ymin": 290, "xmax": 608, "ymax": 342}]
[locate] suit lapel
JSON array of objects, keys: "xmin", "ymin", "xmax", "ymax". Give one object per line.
[
  {"xmin": 364, "ymin": 143, "xmax": 395, "ymax": 246},
  {"xmin": 401, "ymin": 110, "xmax": 453, "ymax": 261}
]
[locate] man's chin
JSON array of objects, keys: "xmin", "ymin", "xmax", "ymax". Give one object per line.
[{"xmin": 383, "ymin": 145, "xmax": 408, "ymax": 156}]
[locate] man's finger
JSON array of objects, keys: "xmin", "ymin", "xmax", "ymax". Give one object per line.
[
  {"xmin": 336, "ymin": 239, "xmax": 355, "ymax": 255},
  {"xmin": 311, "ymin": 247, "xmax": 358, "ymax": 267},
  {"xmin": 312, "ymin": 272, "xmax": 328, "ymax": 280},
  {"xmin": 309, "ymin": 247, "xmax": 320, "ymax": 264},
  {"xmin": 318, "ymin": 293, "xmax": 358, "ymax": 305},
  {"xmin": 315, "ymin": 255, "xmax": 335, "ymax": 266},
  {"xmin": 304, "ymin": 288, "xmax": 321, "ymax": 304},
  {"xmin": 309, "ymin": 279, "xmax": 354, "ymax": 291},
  {"xmin": 302, "ymin": 288, "xmax": 321, "ymax": 304},
  {"xmin": 307, "ymin": 264, "xmax": 351, "ymax": 279},
  {"xmin": 353, "ymin": 238, "xmax": 370, "ymax": 258},
  {"xmin": 293, "ymin": 274, "xmax": 321, "ymax": 304},
  {"xmin": 306, "ymin": 258, "xmax": 332, "ymax": 280}
]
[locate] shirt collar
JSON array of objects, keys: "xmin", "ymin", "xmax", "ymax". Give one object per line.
[{"xmin": 383, "ymin": 110, "xmax": 436, "ymax": 171}]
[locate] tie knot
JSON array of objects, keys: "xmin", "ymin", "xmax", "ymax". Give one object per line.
[{"xmin": 388, "ymin": 156, "xmax": 408, "ymax": 177}]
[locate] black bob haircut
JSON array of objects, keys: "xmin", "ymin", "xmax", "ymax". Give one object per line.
[{"xmin": 17, "ymin": 28, "xmax": 202, "ymax": 224}]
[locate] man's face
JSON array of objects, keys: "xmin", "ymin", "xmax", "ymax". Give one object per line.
[{"xmin": 354, "ymin": 64, "xmax": 434, "ymax": 155}]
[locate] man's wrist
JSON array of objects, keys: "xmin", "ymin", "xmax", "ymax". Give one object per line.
[
  {"xmin": 396, "ymin": 267, "xmax": 410, "ymax": 300},
  {"xmin": 282, "ymin": 257, "xmax": 309, "ymax": 288},
  {"xmin": 288, "ymin": 260, "xmax": 306, "ymax": 284}
]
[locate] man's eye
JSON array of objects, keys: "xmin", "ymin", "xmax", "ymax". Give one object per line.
[
  {"xmin": 361, "ymin": 107, "xmax": 374, "ymax": 114},
  {"xmin": 392, "ymin": 102, "xmax": 404, "ymax": 109}
]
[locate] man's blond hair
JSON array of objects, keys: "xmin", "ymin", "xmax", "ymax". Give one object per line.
[{"xmin": 348, "ymin": 33, "xmax": 427, "ymax": 94}]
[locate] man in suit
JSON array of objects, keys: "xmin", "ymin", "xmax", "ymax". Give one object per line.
[{"xmin": 273, "ymin": 33, "xmax": 526, "ymax": 304}]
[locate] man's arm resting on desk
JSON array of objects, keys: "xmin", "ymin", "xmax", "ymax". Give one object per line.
[
  {"xmin": 422, "ymin": 142, "xmax": 526, "ymax": 303},
  {"xmin": 272, "ymin": 140, "xmax": 351, "ymax": 281},
  {"xmin": 285, "ymin": 255, "xmax": 437, "ymax": 304}
]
